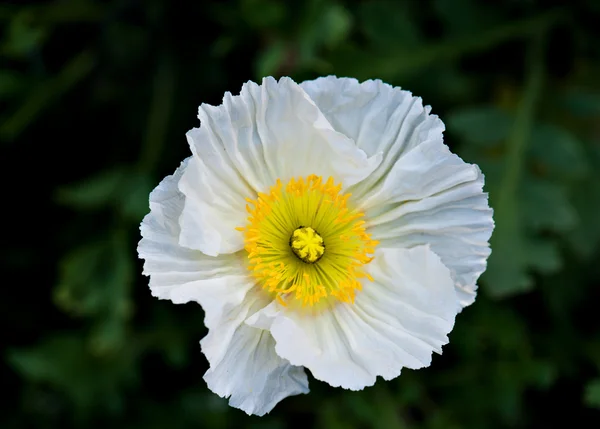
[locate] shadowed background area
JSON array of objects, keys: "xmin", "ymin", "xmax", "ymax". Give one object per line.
[{"xmin": 2, "ymin": 0, "xmax": 600, "ymax": 427}]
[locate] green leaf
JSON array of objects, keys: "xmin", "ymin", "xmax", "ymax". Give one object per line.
[
  {"xmin": 447, "ymin": 105, "xmax": 514, "ymax": 146},
  {"xmin": 118, "ymin": 171, "xmax": 155, "ymax": 222},
  {"xmin": 240, "ymin": 0, "xmax": 285, "ymax": 29},
  {"xmin": 55, "ymin": 167, "xmax": 153, "ymax": 220},
  {"xmin": 328, "ymin": 10, "xmax": 560, "ymax": 81},
  {"xmin": 525, "ymin": 238, "xmax": 562, "ymax": 274},
  {"xmin": 433, "ymin": 0, "xmax": 501, "ymax": 37},
  {"xmin": 562, "ymin": 89, "xmax": 600, "ymax": 117},
  {"xmin": 321, "ymin": 3, "xmax": 352, "ymax": 48},
  {"xmin": 54, "ymin": 232, "xmax": 132, "ymax": 320},
  {"xmin": 255, "ymin": 41, "xmax": 287, "ymax": 78},
  {"xmin": 0, "ymin": 70, "xmax": 25, "ymax": 99},
  {"xmin": 584, "ymin": 379, "xmax": 600, "ymax": 409},
  {"xmin": 7, "ymin": 333, "xmax": 138, "ymax": 416},
  {"xmin": 526, "ymin": 360, "xmax": 558, "ymax": 389},
  {"xmin": 291, "ymin": 0, "xmax": 353, "ymax": 74},
  {"xmin": 529, "ymin": 123, "xmax": 589, "ymax": 179},
  {"xmin": 359, "ymin": 0, "xmax": 421, "ymax": 48},
  {"xmin": 55, "ymin": 168, "xmax": 126, "ymax": 209},
  {"xmin": 520, "ymin": 178, "xmax": 578, "ymax": 233},
  {"xmin": 567, "ymin": 148, "xmax": 600, "ymax": 258},
  {"xmin": 481, "ymin": 207, "xmax": 533, "ymax": 297},
  {"xmin": 0, "ymin": 49, "xmax": 95, "ymax": 141},
  {"xmin": 1, "ymin": 10, "xmax": 47, "ymax": 58}
]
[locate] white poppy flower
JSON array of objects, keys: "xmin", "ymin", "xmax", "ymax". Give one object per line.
[{"xmin": 138, "ymin": 76, "xmax": 494, "ymax": 416}]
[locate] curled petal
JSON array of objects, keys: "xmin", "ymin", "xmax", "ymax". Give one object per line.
[
  {"xmin": 138, "ymin": 158, "xmax": 247, "ymax": 300},
  {"xmin": 138, "ymin": 160, "xmax": 308, "ymax": 414},
  {"xmin": 301, "ymin": 77, "xmax": 493, "ymax": 306},
  {"xmin": 179, "ymin": 77, "xmax": 380, "ymax": 256},
  {"xmin": 247, "ymin": 246, "xmax": 458, "ymax": 390},
  {"xmin": 204, "ymin": 314, "xmax": 309, "ymax": 416},
  {"xmin": 362, "ymin": 141, "xmax": 493, "ymax": 306}
]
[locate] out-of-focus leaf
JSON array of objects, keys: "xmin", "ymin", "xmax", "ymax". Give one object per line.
[
  {"xmin": 7, "ymin": 333, "xmax": 138, "ymax": 416},
  {"xmin": 300, "ymin": 1, "xmax": 352, "ymax": 52},
  {"xmin": 447, "ymin": 105, "xmax": 514, "ymax": 146},
  {"xmin": 0, "ymin": 70, "xmax": 25, "ymax": 98},
  {"xmin": 526, "ymin": 360, "xmax": 558, "ymax": 389},
  {"xmin": 584, "ymin": 378, "xmax": 600, "ymax": 409},
  {"xmin": 105, "ymin": 23, "xmax": 149, "ymax": 64},
  {"xmin": 54, "ymin": 232, "xmax": 132, "ymax": 321},
  {"xmin": 317, "ymin": 385, "xmax": 405, "ymax": 429},
  {"xmin": 529, "ymin": 123, "xmax": 589, "ymax": 179},
  {"xmin": 567, "ymin": 147, "xmax": 600, "ymax": 258},
  {"xmin": 0, "ymin": 50, "xmax": 95, "ymax": 141},
  {"xmin": 318, "ymin": 402, "xmax": 353, "ymax": 429},
  {"xmin": 359, "ymin": 0, "xmax": 420, "ymax": 48},
  {"xmin": 562, "ymin": 89, "xmax": 600, "ymax": 117},
  {"xmin": 119, "ymin": 171, "xmax": 155, "ymax": 222},
  {"xmin": 328, "ymin": 10, "xmax": 560, "ymax": 81},
  {"xmin": 290, "ymin": 0, "xmax": 353, "ymax": 75},
  {"xmin": 139, "ymin": 311, "xmax": 191, "ymax": 368},
  {"xmin": 240, "ymin": 0, "xmax": 285, "ymax": 29},
  {"xmin": 525, "ymin": 238, "xmax": 562, "ymax": 274},
  {"xmin": 320, "ymin": 3, "xmax": 352, "ymax": 49},
  {"xmin": 455, "ymin": 120, "xmax": 583, "ymax": 296},
  {"xmin": 54, "ymin": 231, "xmax": 132, "ymax": 356},
  {"xmin": 255, "ymin": 41, "xmax": 287, "ymax": 78},
  {"xmin": 520, "ymin": 178, "xmax": 578, "ymax": 232},
  {"xmin": 1, "ymin": 11, "xmax": 47, "ymax": 57},
  {"xmin": 55, "ymin": 168, "xmax": 126, "ymax": 209},
  {"xmin": 413, "ymin": 65, "xmax": 477, "ymax": 104},
  {"xmin": 211, "ymin": 35, "xmax": 236, "ymax": 57},
  {"xmin": 56, "ymin": 168, "xmax": 153, "ymax": 221},
  {"xmin": 433, "ymin": 0, "xmax": 500, "ymax": 37}
]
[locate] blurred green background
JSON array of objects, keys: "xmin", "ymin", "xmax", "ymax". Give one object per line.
[{"xmin": 2, "ymin": 0, "xmax": 600, "ymax": 427}]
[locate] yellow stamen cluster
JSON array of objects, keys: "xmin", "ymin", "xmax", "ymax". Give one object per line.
[{"xmin": 236, "ymin": 175, "xmax": 378, "ymax": 308}]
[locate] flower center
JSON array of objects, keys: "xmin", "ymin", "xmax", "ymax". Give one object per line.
[
  {"xmin": 290, "ymin": 226, "xmax": 325, "ymax": 263},
  {"xmin": 237, "ymin": 175, "xmax": 378, "ymax": 308}
]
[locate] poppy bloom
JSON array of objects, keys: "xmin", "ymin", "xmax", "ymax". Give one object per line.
[{"xmin": 138, "ymin": 76, "xmax": 494, "ymax": 415}]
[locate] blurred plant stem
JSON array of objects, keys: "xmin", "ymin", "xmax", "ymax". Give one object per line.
[
  {"xmin": 412, "ymin": 9, "xmax": 559, "ymax": 74},
  {"xmin": 334, "ymin": 8, "xmax": 562, "ymax": 81},
  {"xmin": 485, "ymin": 26, "xmax": 547, "ymax": 295},
  {"xmin": 138, "ymin": 54, "xmax": 175, "ymax": 174},
  {"xmin": 498, "ymin": 33, "xmax": 546, "ymax": 205},
  {"xmin": 0, "ymin": 50, "xmax": 95, "ymax": 141}
]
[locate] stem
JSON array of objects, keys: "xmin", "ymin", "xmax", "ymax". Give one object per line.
[
  {"xmin": 138, "ymin": 54, "xmax": 175, "ymax": 174},
  {"xmin": 0, "ymin": 50, "xmax": 95, "ymax": 141},
  {"xmin": 497, "ymin": 30, "xmax": 546, "ymax": 209}
]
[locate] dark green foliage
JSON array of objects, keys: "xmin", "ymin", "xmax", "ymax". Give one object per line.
[{"xmin": 2, "ymin": 0, "xmax": 600, "ymax": 427}]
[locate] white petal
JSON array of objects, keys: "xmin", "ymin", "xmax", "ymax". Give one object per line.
[
  {"xmin": 179, "ymin": 77, "xmax": 380, "ymax": 255},
  {"xmin": 247, "ymin": 246, "xmax": 458, "ymax": 390},
  {"xmin": 301, "ymin": 76, "xmax": 443, "ymax": 202},
  {"xmin": 201, "ymin": 294, "xmax": 308, "ymax": 416},
  {"xmin": 177, "ymin": 153, "xmax": 250, "ymax": 256},
  {"xmin": 138, "ymin": 166, "xmax": 308, "ymax": 415},
  {"xmin": 301, "ymin": 77, "xmax": 493, "ymax": 306},
  {"xmin": 362, "ymin": 140, "xmax": 493, "ymax": 307},
  {"xmin": 138, "ymin": 158, "xmax": 248, "ymax": 301}
]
